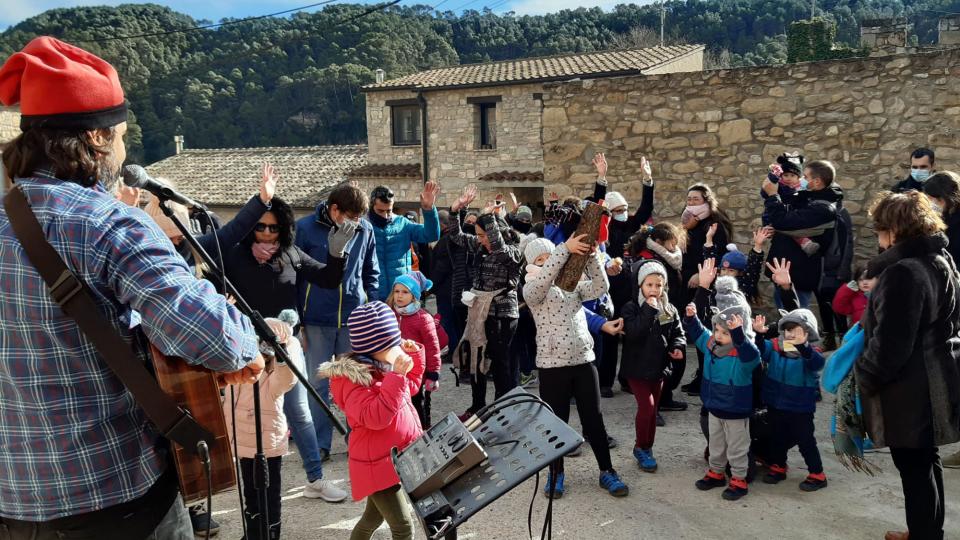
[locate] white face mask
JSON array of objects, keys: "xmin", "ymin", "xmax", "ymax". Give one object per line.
[
  {"xmin": 525, "ymin": 263, "xmax": 542, "ymax": 276},
  {"xmin": 613, "ymin": 212, "xmax": 628, "ymax": 222}
]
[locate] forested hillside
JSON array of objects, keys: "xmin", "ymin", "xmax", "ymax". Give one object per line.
[{"xmin": 1, "ymin": 1, "xmax": 956, "ymax": 162}]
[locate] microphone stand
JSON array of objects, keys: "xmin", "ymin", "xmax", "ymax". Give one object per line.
[{"xmin": 157, "ymin": 198, "xmax": 349, "ymax": 540}]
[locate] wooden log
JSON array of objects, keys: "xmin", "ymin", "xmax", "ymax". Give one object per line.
[{"xmin": 555, "ymin": 202, "xmax": 606, "ymax": 292}]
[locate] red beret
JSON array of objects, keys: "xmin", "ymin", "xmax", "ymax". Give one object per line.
[{"xmin": 0, "ymin": 36, "xmax": 127, "ymax": 131}]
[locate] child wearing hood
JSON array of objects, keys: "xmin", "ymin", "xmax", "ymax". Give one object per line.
[
  {"xmin": 752, "ymin": 309, "xmax": 828, "ymax": 491},
  {"xmin": 684, "ymin": 276, "xmax": 761, "ymax": 501},
  {"xmin": 387, "ymin": 271, "xmax": 442, "ymax": 427},
  {"xmin": 621, "ymin": 260, "xmax": 686, "ymax": 473},
  {"xmin": 318, "ymin": 302, "xmax": 426, "ymax": 540}
]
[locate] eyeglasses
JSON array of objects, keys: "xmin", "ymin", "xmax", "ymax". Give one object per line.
[{"xmin": 255, "ymin": 223, "xmax": 280, "ymax": 233}]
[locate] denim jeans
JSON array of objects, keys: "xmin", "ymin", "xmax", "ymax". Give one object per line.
[
  {"xmin": 282, "ymin": 345, "xmax": 324, "ymax": 482},
  {"xmin": 301, "ymin": 325, "xmax": 352, "ymax": 452}
]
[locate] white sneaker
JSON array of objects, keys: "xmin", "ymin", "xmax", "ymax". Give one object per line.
[{"xmin": 303, "ymin": 478, "xmax": 348, "ymax": 502}]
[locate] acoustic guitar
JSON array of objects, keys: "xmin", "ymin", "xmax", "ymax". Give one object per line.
[{"xmin": 150, "ymin": 344, "xmax": 237, "ymax": 506}]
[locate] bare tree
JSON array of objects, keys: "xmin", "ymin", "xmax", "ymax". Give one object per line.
[
  {"xmin": 704, "ymin": 48, "xmax": 732, "ymax": 69},
  {"xmin": 610, "ymin": 26, "xmax": 664, "ymax": 49}
]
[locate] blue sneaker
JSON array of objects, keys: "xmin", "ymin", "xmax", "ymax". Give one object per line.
[
  {"xmin": 544, "ymin": 471, "xmax": 565, "ymax": 499},
  {"xmin": 633, "ymin": 447, "xmax": 658, "ymax": 473},
  {"xmin": 599, "ymin": 470, "xmax": 629, "ymax": 497}
]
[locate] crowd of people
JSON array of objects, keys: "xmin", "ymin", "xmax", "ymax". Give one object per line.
[{"xmin": 1, "ymin": 36, "xmax": 959, "ymax": 540}]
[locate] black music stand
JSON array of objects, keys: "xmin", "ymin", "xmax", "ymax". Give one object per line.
[{"xmin": 393, "ymin": 388, "xmax": 583, "ymax": 539}]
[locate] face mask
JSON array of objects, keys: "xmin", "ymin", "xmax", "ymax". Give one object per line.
[
  {"xmin": 514, "ymin": 222, "xmax": 532, "ymax": 234},
  {"xmin": 912, "ymin": 169, "xmax": 932, "ymax": 182},
  {"xmin": 799, "ymin": 177, "xmax": 808, "ymax": 190},
  {"xmin": 395, "ymin": 301, "xmax": 420, "ymax": 316},
  {"xmin": 613, "ymin": 212, "xmax": 628, "ymax": 223},
  {"xmin": 525, "ymin": 264, "xmax": 542, "ymax": 276}
]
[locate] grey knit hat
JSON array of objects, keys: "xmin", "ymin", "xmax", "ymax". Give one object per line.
[
  {"xmin": 636, "ymin": 259, "xmax": 668, "ymax": 288},
  {"xmin": 711, "ymin": 275, "xmax": 754, "ymax": 340},
  {"xmin": 777, "ymin": 308, "xmax": 821, "ymax": 344}
]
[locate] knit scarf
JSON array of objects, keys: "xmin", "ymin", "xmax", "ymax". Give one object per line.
[
  {"xmin": 681, "ymin": 203, "xmax": 711, "ymax": 226},
  {"xmin": 645, "ymin": 238, "xmax": 683, "ymax": 270},
  {"xmin": 454, "ymin": 288, "xmax": 504, "ymax": 383},
  {"xmin": 252, "ymin": 242, "xmax": 279, "ymax": 264},
  {"xmin": 708, "ymin": 336, "xmax": 735, "ymax": 358},
  {"xmin": 368, "ymin": 209, "xmax": 393, "ymax": 229}
]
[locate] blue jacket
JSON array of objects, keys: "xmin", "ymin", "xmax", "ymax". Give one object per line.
[
  {"xmin": 372, "ymin": 208, "xmax": 440, "ymax": 300},
  {"xmin": 685, "ymin": 316, "xmax": 760, "ymax": 418},
  {"xmin": 759, "ymin": 338, "xmax": 825, "ymax": 413},
  {"xmin": 296, "ymin": 203, "xmax": 379, "ymax": 327}
]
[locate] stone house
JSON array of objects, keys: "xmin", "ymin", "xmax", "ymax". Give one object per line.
[{"xmin": 358, "ymin": 45, "xmax": 705, "ymax": 210}]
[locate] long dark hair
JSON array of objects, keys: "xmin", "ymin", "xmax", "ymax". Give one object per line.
[
  {"xmin": 245, "ymin": 196, "xmax": 296, "ymax": 249},
  {"xmin": 627, "ymin": 222, "xmax": 687, "ymax": 256},
  {"xmin": 688, "ymin": 183, "xmax": 734, "ymax": 239},
  {"xmin": 923, "ymin": 171, "xmax": 960, "ymax": 216},
  {"xmin": 2, "ymin": 127, "xmax": 119, "ymax": 187}
]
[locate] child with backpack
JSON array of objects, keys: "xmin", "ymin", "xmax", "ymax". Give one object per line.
[
  {"xmin": 621, "ymin": 260, "xmax": 686, "ymax": 473},
  {"xmin": 752, "ymin": 308, "xmax": 828, "ymax": 491},
  {"xmin": 387, "ymin": 270, "xmax": 442, "ymax": 428},
  {"xmin": 684, "ymin": 278, "xmax": 760, "ymax": 501},
  {"xmin": 318, "ymin": 301, "xmax": 425, "ymax": 540}
]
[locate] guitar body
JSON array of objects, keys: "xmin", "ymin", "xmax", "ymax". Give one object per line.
[{"xmin": 150, "ymin": 344, "xmax": 237, "ymax": 506}]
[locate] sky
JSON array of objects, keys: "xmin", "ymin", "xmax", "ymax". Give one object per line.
[{"xmin": 1, "ymin": 0, "xmax": 655, "ymax": 29}]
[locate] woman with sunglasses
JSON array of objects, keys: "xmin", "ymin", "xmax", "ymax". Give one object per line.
[{"xmin": 223, "ymin": 196, "xmax": 357, "ymax": 328}]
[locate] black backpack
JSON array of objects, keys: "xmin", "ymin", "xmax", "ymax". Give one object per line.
[{"xmin": 817, "ymin": 202, "xmax": 854, "ymax": 285}]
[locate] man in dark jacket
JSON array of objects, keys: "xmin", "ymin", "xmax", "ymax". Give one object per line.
[
  {"xmin": 296, "ymin": 183, "xmax": 378, "ymax": 461},
  {"xmin": 892, "ymin": 147, "xmax": 936, "ymax": 193},
  {"xmin": 762, "ymin": 160, "xmax": 842, "ymax": 309},
  {"xmin": 856, "ymin": 191, "xmax": 960, "ymax": 540}
]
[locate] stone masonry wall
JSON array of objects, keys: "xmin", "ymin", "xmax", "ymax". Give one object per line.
[{"xmin": 542, "ymin": 47, "xmax": 960, "ymax": 260}]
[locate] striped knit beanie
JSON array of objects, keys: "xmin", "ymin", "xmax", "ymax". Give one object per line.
[{"xmin": 347, "ymin": 301, "xmax": 402, "ymax": 355}]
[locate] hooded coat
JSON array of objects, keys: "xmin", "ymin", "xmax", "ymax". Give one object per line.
[
  {"xmin": 319, "ymin": 344, "xmax": 425, "ymax": 500},
  {"xmin": 621, "ymin": 261, "xmax": 685, "ymax": 381},
  {"xmin": 855, "ymin": 232, "xmax": 960, "ymax": 448}
]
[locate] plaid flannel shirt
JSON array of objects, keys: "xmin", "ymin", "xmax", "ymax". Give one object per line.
[
  {"xmin": 0, "ymin": 174, "xmax": 258, "ymax": 521},
  {"xmin": 450, "ymin": 212, "xmax": 522, "ymax": 319}
]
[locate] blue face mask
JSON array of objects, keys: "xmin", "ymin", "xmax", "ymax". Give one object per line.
[
  {"xmin": 912, "ymin": 169, "xmax": 932, "ymax": 182},
  {"xmin": 396, "ymin": 301, "xmax": 420, "ymax": 316},
  {"xmin": 799, "ymin": 177, "xmax": 809, "ymax": 190},
  {"xmin": 613, "ymin": 212, "xmax": 628, "ymax": 222}
]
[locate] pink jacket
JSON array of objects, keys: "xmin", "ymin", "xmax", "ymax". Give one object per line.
[
  {"xmin": 833, "ymin": 283, "xmax": 868, "ymax": 324},
  {"xmin": 319, "ymin": 344, "xmax": 425, "ymax": 501},
  {"xmin": 397, "ymin": 308, "xmax": 442, "ymax": 379},
  {"xmin": 222, "ymin": 344, "xmax": 299, "ymax": 459}
]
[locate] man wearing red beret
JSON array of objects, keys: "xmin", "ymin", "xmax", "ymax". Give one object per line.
[{"xmin": 0, "ymin": 37, "xmax": 263, "ymax": 539}]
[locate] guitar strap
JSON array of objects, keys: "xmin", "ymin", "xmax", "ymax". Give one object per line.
[{"xmin": 4, "ymin": 185, "xmax": 213, "ymax": 455}]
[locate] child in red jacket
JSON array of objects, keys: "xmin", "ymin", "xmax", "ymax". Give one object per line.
[
  {"xmin": 832, "ymin": 265, "xmax": 876, "ymax": 327},
  {"xmin": 388, "ymin": 271, "xmax": 441, "ymax": 427},
  {"xmin": 318, "ymin": 301, "xmax": 425, "ymax": 540}
]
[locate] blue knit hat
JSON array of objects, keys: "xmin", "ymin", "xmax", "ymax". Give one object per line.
[
  {"xmin": 347, "ymin": 301, "xmax": 402, "ymax": 355},
  {"xmin": 393, "ymin": 271, "xmax": 433, "ymax": 300},
  {"xmin": 721, "ymin": 244, "xmax": 747, "ymax": 272}
]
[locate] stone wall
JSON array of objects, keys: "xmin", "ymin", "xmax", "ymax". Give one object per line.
[
  {"xmin": 364, "ymin": 84, "xmax": 545, "ymax": 207},
  {"xmin": 542, "ymin": 47, "xmax": 960, "ymax": 261}
]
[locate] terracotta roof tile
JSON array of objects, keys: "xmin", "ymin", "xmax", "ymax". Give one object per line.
[
  {"xmin": 347, "ymin": 163, "xmax": 422, "ymax": 178},
  {"xmin": 478, "ymin": 171, "xmax": 544, "ymax": 183},
  {"xmin": 145, "ymin": 145, "xmax": 367, "ymax": 208},
  {"xmin": 364, "ymin": 45, "xmax": 703, "ymax": 91}
]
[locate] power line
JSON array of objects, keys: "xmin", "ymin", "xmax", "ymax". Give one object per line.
[{"xmin": 75, "ymin": 0, "xmax": 340, "ymax": 44}]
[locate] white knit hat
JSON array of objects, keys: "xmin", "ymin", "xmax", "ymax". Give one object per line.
[
  {"xmin": 606, "ymin": 191, "xmax": 628, "ymax": 210},
  {"xmin": 636, "ymin": 259, "xmax": 668, "ymax": 287},
  {"xmin": 524, "ymin": 237, "xmax": 556, "ymax": 264}
]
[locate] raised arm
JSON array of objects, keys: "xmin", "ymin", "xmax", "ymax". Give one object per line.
[
  {"xmin": 628, "ymin": 156, "xmax": 655, "ymax": 227},
  {"xmin": 409, "ymin": 181, "xmax": 441, "ymax": 243}
]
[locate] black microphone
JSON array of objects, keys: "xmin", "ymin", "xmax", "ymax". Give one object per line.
[{"xmin": 122, "ymin": 164, "xmax": 208, "ymax": 211}]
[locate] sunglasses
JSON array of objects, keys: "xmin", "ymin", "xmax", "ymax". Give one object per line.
[{"xmin": 255, "ymin": 223, "xmax": 280, "ymax": 233}]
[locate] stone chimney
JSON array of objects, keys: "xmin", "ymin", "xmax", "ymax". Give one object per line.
[
  {"xmin": 174, "ymin": 135, "xmax": 184, "ymax": 155},
  {"xmin": 861, "ymin": 17, "xmax": 911, "ymax": 56},
  {"xmin": 375, "ymin": 68, "xmax": 385, "ymax": 84},
  {"xmin": 940, "ymin": 15, "xmax": 960, "ymax": 46}
]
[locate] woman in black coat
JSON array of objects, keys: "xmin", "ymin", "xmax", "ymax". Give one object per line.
[
  {"xmin": 922, "ymin": 171, "xmax": 960, "ymax": 265},
  {"xmin": 855, "ymin": 190, "xmax": 960, "ymax": 540},
  {"xmin": 680, "ymin": 183, "xmax": 734, "ymax": 295},
  {"xmin": 223, "ymin": 197, "xmax": 352, "ymax": 318}
]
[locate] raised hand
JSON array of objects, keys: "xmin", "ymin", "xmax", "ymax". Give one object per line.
[
  {"xmin": 509, "ymin": 192, "xmax": 520, "ymax": 212},
  {"xmin": 753, "ymin": 226, "xmax": 774, "ymax": 252},
  {"xmin": 753, "ymin": 314, "xmax": 769, "ymax": 334},
  {"xmin": 592, "ymin": 152, "xmax": 608, "ymax": 178},
  {"xmin": 452, "ymin": 184, "xmax": 478, "ymax": 212},
  {"xmin": 640, "ymin": 156, "xmax": 652, "ymax": 182},
  {"xmin": 685, "ymin": 303, "xmax": 697, "ymax": 318},
  {"xmin": 548, "ymin": 191, "xmax": 559, "ymax": 203},
  {"xmin": 727, "ymin": 314, "xmax": 744, "ymax": 330},
  {"xmin": 762, "ymin": 177, "xmax": 779, "ymax": 196},
  {"xmin": 698, "ymin": 258, "xmax": 717, "ymax": 290},
  {"xmin": 420, "ymin": 180, "xmax": 441, "ymax": 209},
  {"xmin": 765, "ymin": 258, "xmax": 793, "ymax": 289},
  {"xmin": 601, "ymin": 318, "xmax": 624, "ymax": 336},
  {"xmin": 565, "ymin": 232, "xmax": 592, "ymax": 255},
  {"xmin": 328, "ymin": 218, "xmax": 358, "ymax": 257},
  {"xmin": 260, "ymin": 163, "xmax": 279, "ymax": 205},
  {"xmin": 705, "ymin": 222, "xmax": 718, "ymax": 243}
]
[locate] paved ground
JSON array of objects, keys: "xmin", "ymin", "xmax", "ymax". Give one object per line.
[{"xmin": 207, "ymin": 355, "xmax": 960, "ymax": 539}]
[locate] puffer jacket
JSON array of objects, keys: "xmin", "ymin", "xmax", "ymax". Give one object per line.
[
  {"xmin": 397, "ymin": 307, "xmax": 442, "ymax": 382},
  {"xmin": 758, "ymin": 339, "xmax": 825, "ymax": 413},
  {"xmin": 296, "ymin": 203, "xmax": 379, "ymax": 327},
  {"xmin": 832, "ymin": 283, "xmax": 868, "ymax": 324},
  {"xmin": 222, "ymin": 339, "xmax": 300, "ymax": 459},
  {"xmin": 372, "ymin": 209, "xmax": 440, "ymax": 300},
  {"xmin": 685, "ymin": 315, "xmax": 760, "ymax": 418},
  {"xmin": 319, "ymin": 344, "xmax": 425, "ymax": 500},
  {"xmin": 522, "ymin": 243, "xmax": 608, "ymax": 369},
  {"xmin": 856, "ymin": 232, "xmax": 960, "ymax": 448}
]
